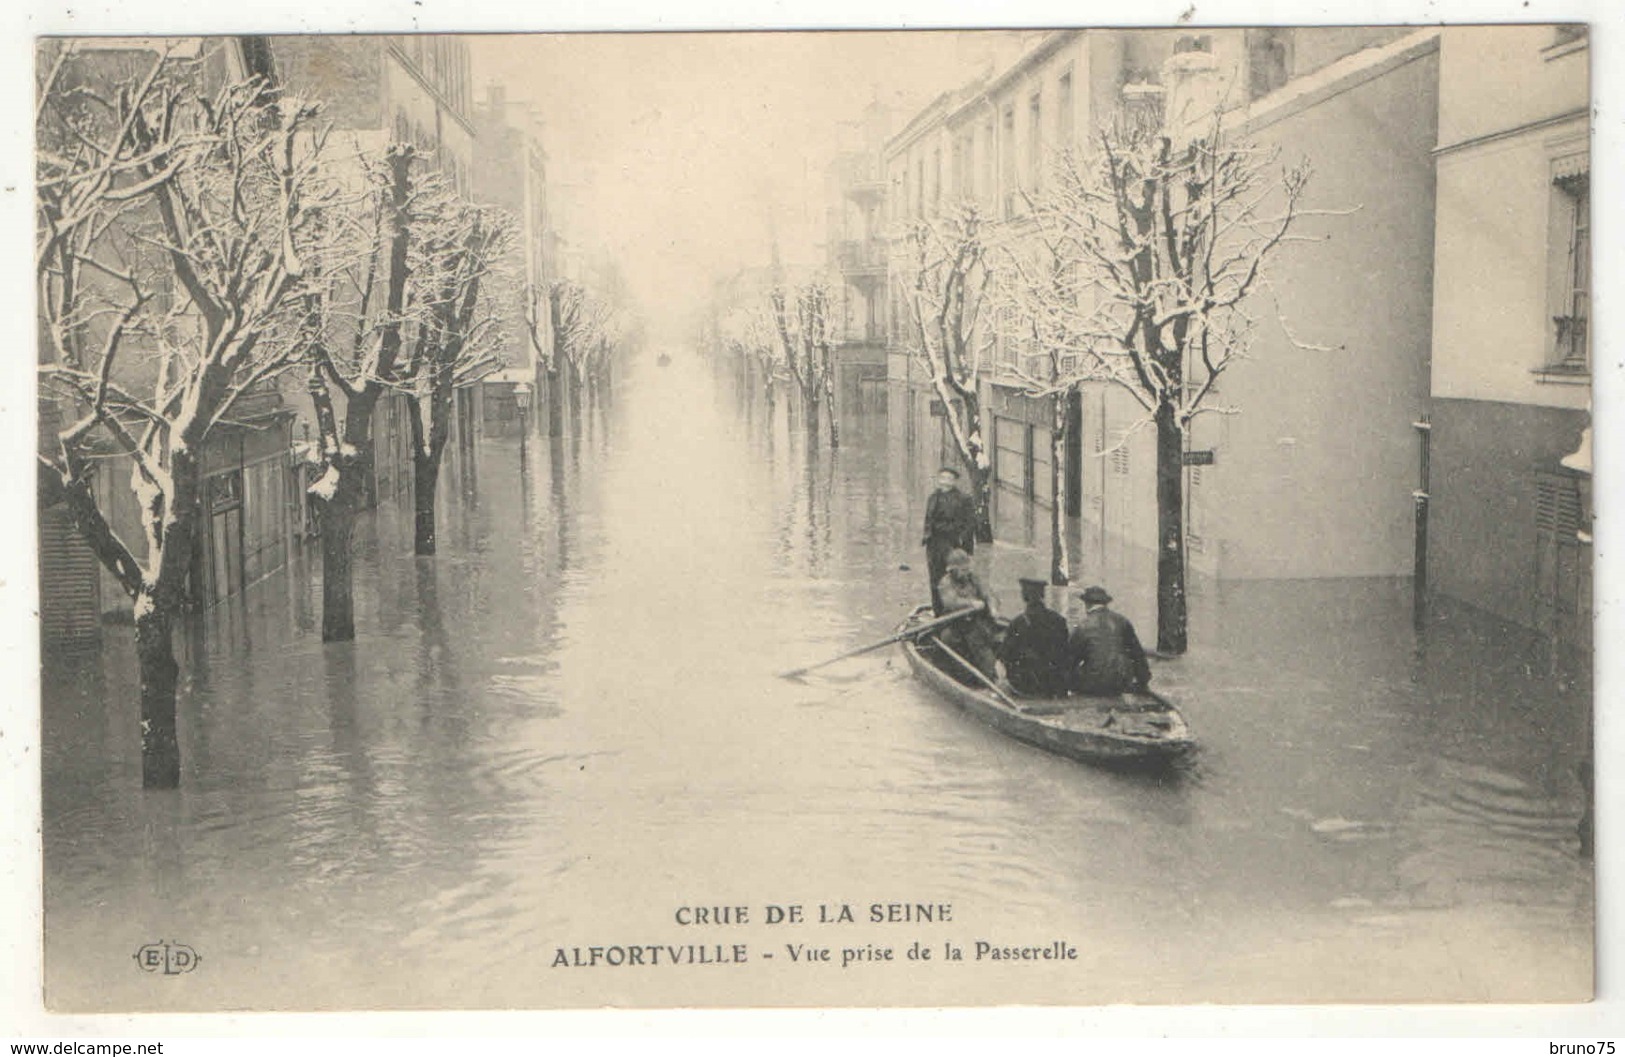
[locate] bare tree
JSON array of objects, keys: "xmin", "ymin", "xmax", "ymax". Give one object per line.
[
  {"xmin": 1022, "ymin": 110, "xmax": 1316, "ymax": 654},
  {"xmin": 766, "ymin": 286, "xmax": 803, "ymax": 434},
  {"xmin": 722, "ymin": 305, "xmax": 781, "ymax": 426},
  {"xmin": 799, "ymin": 281, "xmax": 841, "ymax": 451},
  {"xmin": 303, "ymin": 144, "xmax": 418, "ymax": 643},
  {"xmin": 768, "ymin": 279, "xmax": 839, "ymax": 450},
  {"xmin": 521, "ymin": 279, "xmax": 551, "ymax": 418},
  {"xmin": 399, "ymin": 192, "xmax": 513, "ymax": 555},
  {"xmin": 548, "ymin": 277, "xmax": 608, "ymax": 434},
  {"xmin": 36, "ymin": 45, "xmax": 334, "ymax": 786},
  {"xmin": 902, "ymin": 204, "xmax": 997, "ymax": 542}
]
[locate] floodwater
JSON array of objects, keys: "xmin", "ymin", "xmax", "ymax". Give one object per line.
[{"xmin": 40, "ymin": 352, "xmax": 1592, "ymax": 1010}]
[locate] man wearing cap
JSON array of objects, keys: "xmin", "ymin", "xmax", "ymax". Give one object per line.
[
  {"xmin": 999, "ymin": 578, "xmax": 1072, "ymax": 697},
  {"xmin": 922, "ymin": 466, "xmax": 977, "ymax": 613},
  {"xmin": 1068, "ymin": 586, "xmax": 1152, "ymax": 697},
  {"xmin": 936, "ymin": 548, "xmax": 999, "ymax": 682}
]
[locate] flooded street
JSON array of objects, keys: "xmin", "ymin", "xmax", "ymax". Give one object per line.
[{"xmin": 42, "ymin": 352, "xmax": 1591, "ymax": 1010}]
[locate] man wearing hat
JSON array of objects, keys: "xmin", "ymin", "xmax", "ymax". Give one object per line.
[
  {"xmin": 998, "ymin": 578, "xmax": 1072, "ymax": 697},
  {"xmin": 922, "ymin": 466, "xmax": 977, "ymax": 613},
  {"xmin": 1068, "ymin": 586, "xmax": 1152, "ymax": 697}
]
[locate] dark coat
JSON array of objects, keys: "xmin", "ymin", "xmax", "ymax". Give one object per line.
[
  {"xmin": 1069, "ymin": 607, "xmax": 1152, "ymax": 696},
  {"xmin": 999, "ymin": 603, "xmax": 1072, "ymax": 697},
  {"xmin": 922, "ymin": 487, "xmax": 977, "ymax": 556},
  {"xmin": 936, "ymin": 568, "xmax": 998, "ymax": 680}
]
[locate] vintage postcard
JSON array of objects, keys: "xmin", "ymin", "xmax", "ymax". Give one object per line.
[{"xmin": 22, "ymin": 7, "xmax": 1601, "ymax": 1023}]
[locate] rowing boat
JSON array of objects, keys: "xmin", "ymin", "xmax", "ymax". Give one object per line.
[{"xmin": 896, "ymin": 604, "xmax": 1196, "ymax": 767}]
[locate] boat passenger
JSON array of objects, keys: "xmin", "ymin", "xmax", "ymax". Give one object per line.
[
  {"xmin": 998, "ymin": 577, "xmax": 1072, "ymax": 697},
  {"xmin": 1068, "ymin": 585, "xmax": 1152, "ymax": 697},
  {"xmin": 936, "ymin": 548, "xmax": 999, "ymax": 683},
  {"xmin": 922, "ymin": 467, "xmax": 978, "ymax": 614}
]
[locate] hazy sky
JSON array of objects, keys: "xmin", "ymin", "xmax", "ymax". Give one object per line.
[{"xmin": 469, "ymin": 32, "xmax": 1012, "ymax": 336}]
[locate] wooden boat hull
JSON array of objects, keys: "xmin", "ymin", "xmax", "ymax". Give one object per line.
[{"xmin": 897, "ymin": 606, "xmax": 1195, "ymax": 766}]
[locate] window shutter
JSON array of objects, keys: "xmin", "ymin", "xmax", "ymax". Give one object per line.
[{"xmin": 1535, "ymin": 475, "xmax": 1583, "ymax": 536}]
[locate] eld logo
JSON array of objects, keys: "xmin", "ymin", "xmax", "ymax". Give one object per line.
[{"xmin": 133, "ymin": 941, "xmax": 200, "ymax": 975}]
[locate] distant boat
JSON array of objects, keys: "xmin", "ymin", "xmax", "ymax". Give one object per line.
[
  {"xmin": 657, "ymin": 353, "xmax": 672, "ymax": 367},
  {"xmin": 896, "ymin": 604, "xmax": 1195, "ymax": 767}
]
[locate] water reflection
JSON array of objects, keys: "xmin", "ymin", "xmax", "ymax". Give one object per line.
[{"xmin": 41, "ymin": 351, "xmax": 1591, "ymax": 1010}]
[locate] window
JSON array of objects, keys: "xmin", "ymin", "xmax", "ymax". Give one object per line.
[
  {"xmin": 1000, "ymin": 104, "xmax": 1016, "ymax": 217},
  {"xmin": 1057, "ymin": 69, "xmax": 1074, "ymax": 148},
  {"xmin": 915, "ymin": 157, "xmax": 925, "ymax": 218},
  {"xmin": 955, "ymin": 131, "xmax": 975, "ymax": 202},
  {"xmin": 994, "ymin": 305, "xmax": 1018, "ymax": 369},
  {"xmin": 1551, "ymin": 167, "xmax": 1589, "ymax": 370},
  {"xmin": 1111, "ymin": 442, "xmax": 1130, "ymax": 477},
  {"xmin": 931, "ymin": 148, "xmax": 941, "ymax": 214},
  {"xmin": 1027, "ymin": 91, "xmax": 1043, "ymax": 192},
  {"xmin": 981, "ymin": 117, "xmax": 994, "ymax": 206}
]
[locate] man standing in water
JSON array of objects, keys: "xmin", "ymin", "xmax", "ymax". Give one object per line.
[{"xmin": 922, "ymin": 466, "xmax": 977, "ymax": 613}]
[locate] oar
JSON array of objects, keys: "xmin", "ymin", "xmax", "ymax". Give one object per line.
[
  {"xmin": 777, "ymin": 605, "xmax": 982, "ymax": 679},
  {"xmin": 925, "ymin": 633, "xmax": 1028, "ymax": 714}
]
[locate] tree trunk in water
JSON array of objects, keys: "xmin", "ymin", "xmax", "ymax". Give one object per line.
[
  {"xmin": 315, "ymin": 440, "xmax": 371, "ymax": 644},
  {"xmin": 1050, "ymin": 394, "xmax": 1069, "ymax": 587},
  {"xmin": 135, "ymin": 601, "xmax": 180, "ymax": 789},
  {"xmin": 134, "ymin": 448, "xmax": 203, "ymax": 789},
  {"xmin": 969, "ymin": 463, "xmax": 993, "ymax": 547},
  {"xmin": 823, "ymin": 372, "xmax": 840, "ymax": 451},
  {"xmin": 319, "ymin": 485, "xmax": 357, "ymax": 643},
  {"xmin": 804, "ymin": 384, "xmax": 821, "ymax": 449},
  {"xmin": 412, "ymin": 448, "xmax": 440, "ymax": 556},
  {"xmin": 547, "ymin": 365, "xmax": 563, "ymax": 439},
  {"xmin": 565, "ymin": 360, "xmax": 584, "ymax": 459},
  {"xmin": 408, "ymin": 390, "xmax": 451, "ymax": 558},
  {"xmin": 1155, "ymin": 401, "xmax": 1188, "ymax": 655}
]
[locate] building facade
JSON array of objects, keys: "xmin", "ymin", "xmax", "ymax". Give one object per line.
[
  {"xmin": 824, "ymin": 99, "xmax": 896, "ymax": 418},
  {"xmin": 1426, "ymin": 25, "xmax": 1591, "ymax": 667},
  {"xmin": 474, "ymin": 83, "xmax": 556, "ymax": 436},
  {"xmin": 270, "ymin": 34, "xmax": 485, "ymax": 506},
  {"xmin": 38, "ymin": 38, "xmax": 305, "ymax": 645},
  {"xmin": 880, "ymin": 27, "xmax": 1442, "ymax": 585}
]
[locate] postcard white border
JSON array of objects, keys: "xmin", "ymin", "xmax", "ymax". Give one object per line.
[{"xmin": 4, "ymin": 0, "xmax": 1619, "ymax": 1042}]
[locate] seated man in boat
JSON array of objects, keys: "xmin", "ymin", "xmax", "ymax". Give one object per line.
[
  {"xmin": 1068, "ymin": 585, "xmax": 1152, "ymax": 698},
  {"xmin": 935, "ymin": 548, "xmax": 999, "ymax": 684},
  {"xmin": 998, "ymin": 577, "xmax": 1072, "ymax": 697}
]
